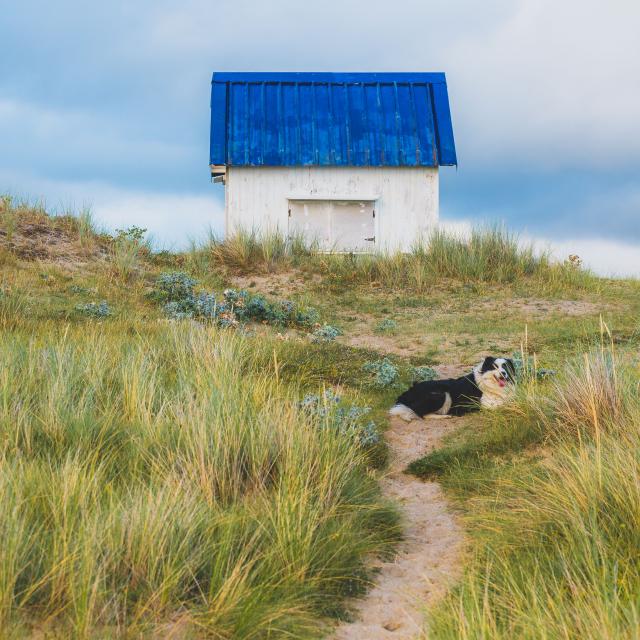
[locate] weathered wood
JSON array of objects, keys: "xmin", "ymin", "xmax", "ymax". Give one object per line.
[{"xmin": 225, "ymin": 166, "xmax": 439, "ymax": 252}]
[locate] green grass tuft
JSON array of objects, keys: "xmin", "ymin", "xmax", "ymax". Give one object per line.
[
  {"xmin": 192, "ymin": 225, "xmax": 601, "ymax": 295},
  {"xmin": 0, "ymin": 322, "xmax": 399, "ymax": 636},
  {"xmin": 425, "ymin": 347, "xmax": 640, "ymax": 639}
]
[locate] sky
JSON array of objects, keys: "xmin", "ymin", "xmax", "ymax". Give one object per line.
[{"xmin": 1, "ymin": 0, "xmax": 639, "ymax": 275}]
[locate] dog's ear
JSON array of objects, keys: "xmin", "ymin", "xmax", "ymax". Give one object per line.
[{"xmin": 481, "ymin": 356, "xmax": 496, "ymax": 372}]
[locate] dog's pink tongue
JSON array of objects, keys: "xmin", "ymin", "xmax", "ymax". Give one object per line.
[{"xmin": 499, "ymin": 379, "xmax": 506, "ymax": 387}]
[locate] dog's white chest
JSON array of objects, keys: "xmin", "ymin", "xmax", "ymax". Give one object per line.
[{"xmin": 480, "ymin": 392, "xmax": 504, "ymax": 409}]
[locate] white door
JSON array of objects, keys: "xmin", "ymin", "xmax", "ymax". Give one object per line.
[{"xmin": 288, "ymin": 200, "xmax": 375, "ymax": 252}]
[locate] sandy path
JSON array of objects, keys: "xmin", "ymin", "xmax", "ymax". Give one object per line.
[{"xmin": 332, "ymin": 415, "xmax": 465, "ymax": 640}]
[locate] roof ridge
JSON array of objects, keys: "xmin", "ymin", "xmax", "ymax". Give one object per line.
[{"xmin": 212, "ymin": 72, "xmax": 448, "ymax": 84}]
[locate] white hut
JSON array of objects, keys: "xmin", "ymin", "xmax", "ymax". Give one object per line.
[{"xmin": 210, "ymin": 72, "xmax": 457, "ymax": 252}]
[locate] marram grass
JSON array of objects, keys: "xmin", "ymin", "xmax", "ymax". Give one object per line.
[
  {"xmin": 0, "ymin": 322, "xmax": 398, "ymax": 637},
  {"xmin": 193, "ymin": 225, "xmax": 599, "ymax": 294},
  {"xmin": 426, "ymin": 349, "xmax": 640, "ymax": 640}
]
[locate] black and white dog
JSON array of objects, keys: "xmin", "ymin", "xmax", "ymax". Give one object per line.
[{"xmin": 389, "ymin": 357, "xmax": 516, "ymax": 421}]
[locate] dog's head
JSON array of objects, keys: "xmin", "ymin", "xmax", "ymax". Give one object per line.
[{"xmin": 474, "ymin": 356, "xmax": 516, "ymax": 394}]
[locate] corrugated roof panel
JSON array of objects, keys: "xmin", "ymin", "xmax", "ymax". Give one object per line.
[{"xmin": 209, "ymin": 72, "xmax": 457, "ymax": 168}]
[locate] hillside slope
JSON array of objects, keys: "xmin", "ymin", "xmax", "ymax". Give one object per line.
[{"xmin": 1, "ymin": 199, "xmax": 639, "ymax": 638}]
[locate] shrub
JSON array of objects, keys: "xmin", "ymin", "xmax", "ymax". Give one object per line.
[
  {"xmin": 153, "ymin": 275, "xmax": 321, "ymax": 332},
  {"xmin": 75, "ymin": 301, "xmax": 111, "ymax": 318},
  {"xmin": 299, "ymin": 390, "xmax": 381, "ymax": 448},
  {"xmin": 111, "ymin": 226, "xmax": 148, "ymax": 280},
  {"xmin": 362, "ymin": 358, "xmax": 399, "ymax": 387},
  {"xmin": 154, "ymin": 271, "xmax": 198, "ymax": 302},
  {"xmin": 311, "ymin": 325, "xmax": 342, "ymax": 342},
  {"xmin": 511, "ymin": 351, "xmax": 556, "ymax": 381},
  {"xmin": 374, "ymin": 318, "xmax": 398, "ymax": 334},
  {"xmin": 265, "ymin": 299, "xmax": 295, "ymax": 326},
  {"xmin": 410, "ymin": 365, "xmax": 438, "ymax": 382},
  {"xmin": 295, "ymin": 306, "xmax": 321, "ymax": 327},
  {"xmin": 242, "ymin": 293, "xmax": 269, "ymax": 321}
]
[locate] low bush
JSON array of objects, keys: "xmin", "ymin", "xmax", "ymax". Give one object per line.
[
  {"xmin": 111, "ymin": 225, "xmax": 149, "ymax": 280},
  {"xmin": 362, "ymin": 358, "xmax": 400, "ymax": 387},
  {"xmin": 511, "ymin": 350, "xmax": 556, "ymax": 381},
  {"xmin": 153, "ymin": 272, "xmax": 321, "ymax": 331},
  {"xmin": 311, "ymin": 324, "xmax": 342, "ymax": 342},
  {"xmin": 410, "ymin": 365, "xmax": 438, "ymax": 382},
  {"xmin": 74, "ymin": 300, "xmax": 111, "ymax": 318},
  {"xmin": 374, "ymin": 318, "xmax": 398, "ymax": 334},
  {"xmin": 299, "ymin": 389, "xmax": 381, "ymax": 448}
]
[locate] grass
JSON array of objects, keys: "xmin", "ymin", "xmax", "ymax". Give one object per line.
[
  {"xmin": 75, "ymin": 206, "xmax": 99, "ymax": 248},
  {"xmin": 1, "ymin": 199, "xmax": 640, "ymax": 638},
  {"xmin": 1, "ymin": 195, "xmax": 20, "ymax": 243},
  {"xmin": 194, "ymin": 225, "xmax": 600, "ymax": 295},
  {"xmin": 421, "ymin": 345, "xmax": 640, "ymax": 639},
  {"xmin": 0, "ymin": 321, "xmax": 398, "ymax": 637}
]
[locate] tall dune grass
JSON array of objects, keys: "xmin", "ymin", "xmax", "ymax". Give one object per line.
[
  {"xmin": 195, "ymin": 226, "xmax": 597, "ymax": 293},
  {"xmin": 0, "ymin": 322, "xmax": 397, "ymax": 637},
  {"xmin": 427, "ymin": 348, "xmax": 640, "ymax": 639}
]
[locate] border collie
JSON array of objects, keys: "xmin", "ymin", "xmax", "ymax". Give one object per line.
[{"xmin": 389, "ymin": 357, "xmax": 516, "ymax": 421}]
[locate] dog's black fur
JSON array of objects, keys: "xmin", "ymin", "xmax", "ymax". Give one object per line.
[{"xmin": 390, "ymin": 357, "xmax": 516, "ymax": 419}]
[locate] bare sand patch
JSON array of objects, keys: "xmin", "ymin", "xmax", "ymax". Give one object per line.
[
  {"xmin": 0, "ymin": 218, "xmax": 109, "ymax": 265},
  {"xmin": 476, "ymin": 298, "xmax": 611, "ymax": 317},
  {"xmin": 341, "ymin": 333, "xmax": 425, "ymax": 357},
  {"xmin": 230, "ymin": 271, "xmax": 321, "ymax": 297}
]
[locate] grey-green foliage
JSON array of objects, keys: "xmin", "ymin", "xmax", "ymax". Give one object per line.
[
  {"xmin": 362, "ymin": 358, "xmax": 399, "ymax": 387},
  {"xmin": 153, "ymin": 273, "xmax": 321, "ymax": 330},
  {"xmin": 511, "ymin": 352, "xmax": 556, "ymax": 381},
  {"xmin": 410, "ymin": 365, "xmax": 438, "ymax": 382},
  {"xmin": 299, "ymin": 390, "xmax": 380, "ymax": 447},
  {"xmin": 311, "ymin": 324, "xmax": 342, "ymax": 342},
  {"xmin": 374, "ymin": 318, "xmax": 398, "ymax": 334},
  {"xmin": 75, "ymin": 301, "xmax": 111, "ymax": 318}
]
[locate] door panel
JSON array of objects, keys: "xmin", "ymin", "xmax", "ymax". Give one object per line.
[
  {"xmin": 330, "ymin": 201, "xmax": 375, "ymax": 251},
  {"xmin": 288, "ymin": 201, "xmax": 332, "ymax": 248},
  {"xmin": 289, "ymin": 200, "xmax": 375, "ymax": 252}
]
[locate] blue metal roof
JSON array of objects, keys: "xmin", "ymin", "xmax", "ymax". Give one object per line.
[{"xmin": 210, "ymin": 72, "xmax": 456, "ymax": 168}]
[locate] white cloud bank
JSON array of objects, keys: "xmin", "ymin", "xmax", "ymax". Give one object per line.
[
  {"xmin": 141, "ymin": 0, "xmax": 640, "ymax": 170},
  {"xmin": 543, "ymin": 237, "xmax": 640, "ymax": 279},
  {"xmin": 0, "ymin": 170, "xmax": 225, "ymax": 250},
  {"xmin": 441, "ymin": 219, "xmax": 640, "ymax": 278},
  {"xmin": 94, "ymin": 192, "xmax": 224, "ymax": 250}
]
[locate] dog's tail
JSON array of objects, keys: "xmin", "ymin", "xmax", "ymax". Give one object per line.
[{"xmin": 388, "ymin": 403, "xmax": 419, "ymax": 422}]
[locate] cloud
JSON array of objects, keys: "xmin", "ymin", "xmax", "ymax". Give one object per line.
[
  {"xmin": 94, "ymin": 192, "xmax": 224, "ymax": 249},
  {"xmin": 136, "ymin": 0, "xmax": 640, "ymax": 168},
  {"xmin": 0, "ymin": 98, "xmax": 200, "ymax": 190},
  {"xmin": 442, "ymin": 0, "xmax": 640, "ymax": 168},
  {"xmin": 440, "ymin": 168, "xmax": 640, "ymax": 243},
  {"xmin": 0, "ymin": 169, "xmax": 225, "ymax": 249},
  {"xmin": 544, "ymin": 237, "xmax": 640, "ymax": 279},
  {"xmin": 1, "ymin": 0, "xmax": 639, "ymax": 253},
  {"xmin": 440, "ymin": 217, "xmax": 640, "ymax": 278}
]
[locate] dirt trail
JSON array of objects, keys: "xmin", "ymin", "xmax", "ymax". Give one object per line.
[{"xmin": 333, "ymin": 415, "xmax": 465, "ymax": 640}]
